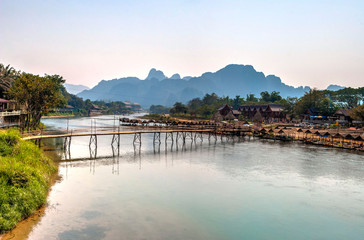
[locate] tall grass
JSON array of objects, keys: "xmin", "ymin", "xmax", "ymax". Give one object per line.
[{"xmin": 0, "ymin": 129, "xmax": 57, "ymax": 233}]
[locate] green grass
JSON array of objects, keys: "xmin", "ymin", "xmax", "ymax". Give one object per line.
[
  {"xmin": 0, "ymin": 129, "xmax": 57, "ymax": 233},
  {"xmin": 141, "ymin": 114, "xmax": 171, "ymax": 120},
  {"xmin": 44, "ymin": 112, "xmax": 75, "ymax": 116}
]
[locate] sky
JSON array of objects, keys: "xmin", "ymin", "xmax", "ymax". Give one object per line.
[{"xmin": 1, "ymin": 0, "xmax": 363, "ymax": 89}]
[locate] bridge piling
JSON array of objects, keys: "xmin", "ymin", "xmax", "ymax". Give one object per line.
[
  {"xmin": 176, "ymin": 132, "xmax": 184, "ymax": 144},
  {"xmin": 153, "ymin": 132, "xmax": 161, "ymax": 144},
  {"xmin": 194, "ymin": 132, "xmax": 203, "ymax": 142},
  {"xmin": 133, "ymin": 132, "xmax": 142, "ymax": 145},
  {"xmin": 165, "ymin": 132, "xmax": 173, "ymax": 143}
]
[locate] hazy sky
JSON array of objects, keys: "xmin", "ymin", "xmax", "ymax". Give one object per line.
[{"xmin": 1, "ymin": 0, "xmax": 363, "ymax": 89}]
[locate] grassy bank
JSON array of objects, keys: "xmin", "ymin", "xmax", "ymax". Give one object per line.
[
  {"xmin": 140, "ymin": 113, "xmax": 171, "ymax": 120},
  {"xmin": 0, "ymin": 129, "xmax": 57, "ymax": 233}
]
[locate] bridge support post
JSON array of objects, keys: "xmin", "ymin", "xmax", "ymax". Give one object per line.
[
  {"xmin": 111, "ymin": 134, "xmax": 120, "ymax": 156},
  {"xmin": 185, "ymin": 132, "xmax": 193, "ymax": 142},
  {"xmin": 182, "ymin": 132, "xmax": 187, "ymax": 142},
  {"xmin": 208, "ymin": 132, "xmax": 217, "ymax": 141},
  {"xmin": 89, "ymin": 134, "xmax": 97, "ymax": 148},
  {"xmin": 111, "ymin": 134, "xmax": 120, "ymax": 148},
  {"xmin": 64, "ymin": 136, "xmax": 71, "ymax": 151},
  {"xmin": 176, "ymin": 132, "xmax": 184, "ymax": 144},
  {"xmin": 133, "ymin": 132, "xmax": 142, "ymax": 145},
  {"xmin": 153, "ymin": 132, "xmax": 161, "ymax": 144},
  {"xmin": 195, "ymin": 132, "xmax": 203, "ymax": 142},
  {"xmin": 165, "ymin": 132, "xmax": 173, "ymax": 143}
]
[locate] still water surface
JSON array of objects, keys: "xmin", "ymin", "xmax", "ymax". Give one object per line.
[{"xmin": 22, "ymin": 115, "xmax": 364, "ymax": 239}]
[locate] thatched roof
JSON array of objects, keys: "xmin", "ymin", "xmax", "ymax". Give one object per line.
[
  {"xmin": 252, "ymin": 111, "xmax": 263, "ymax": 122},
  {"xmin": 260, "ymin": 128, "xmax": 267, "ymax": 133},
  {"xmin": 345, "ymin": 134, "xmax": 354, "ymax": 140},
  {"xmin": 321, "ymin": 132, "xmax": 330, "ymax": 137},
  {"xmin": 355, "ymin": 135, "xmax": 363, "ymax": 141},
  {"xmin": 334, "ymin": 109, "xmax": 353, "ymax": 117},
  {"xmin": 333, "ymin": 133, "xmax": 344, "ymax": 138},
  {"xmin": 269, "ymin": 104, "xmax": 284, "ymax": 112}
]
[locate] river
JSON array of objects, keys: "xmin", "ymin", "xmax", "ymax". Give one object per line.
[{"xmin": 7, "ymin": 115, "xmax": 364, "ymax": 240}]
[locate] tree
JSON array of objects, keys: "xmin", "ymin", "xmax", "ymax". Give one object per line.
[
  {"xmin": 197, "ymin": 105, "xmax": 215, "ymax": 117},
  {"xmin": 202, "ymin": 93, "xmax": 218, "ymax": 105},
  {"xmin": 260, "ymin": 91, "xmax": 271, "ymax": 102},
  {"xmin": 232, "ymin": 95, "xmax": 244, "ymax": 109},
  {"xmin": 187, "ymin": 98, "xmax": 203, "ymax": 112},
  {"xmin": 246, "ymin": 93, "xmax": 258, "ymax": 102},
  {"xmin": 350, "ymin": 105, "xmax": 364, "ymax": 121},
  {"xmin": 8, "ymin": 73, "xmax": 66, "ymax": 129},
  {"xmin": 279, "ymin": 97, "xmax": 297, "ymax": 118},
  {"xmin": 260, "ymin": 91, "xmax": 282, "ymax": 102},
  {"xmin": 150, "ymin": 105, "xmax": 170, "ymax": 114},
  {"xmin": 270, "ymin": 91, "xmax": 282, "ymax": 102},
  {"xmin": 170, "ymin": 102, "xmax": 187, "ymax": 114},
  {"xmin": 294, "ymin": 89, "xmax": 337, "ymax": 116},
  {"xmin": 0, "ymin": 64, "xmax": 19, "ymax": 98}
]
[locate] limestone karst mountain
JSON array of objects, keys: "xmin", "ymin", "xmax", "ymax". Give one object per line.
[{"xmin": 78, "ymin": 64, "xmax": 310, "ymax": 107}]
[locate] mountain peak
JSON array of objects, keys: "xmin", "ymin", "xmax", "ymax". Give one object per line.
[
  {"xmin": 146, "ymin": 68, "xmax": 166, "ymax": 81},
  {"xmin": 64, "ymin": 83, "xmax": 90, "ymax": 95},
  {"xmin": 170, "ymin": 73, "xmax": 181, "ymax": 79},
  {"xmin": 326, "ymin": 84, "xmax": 345, "ymax": 91}
]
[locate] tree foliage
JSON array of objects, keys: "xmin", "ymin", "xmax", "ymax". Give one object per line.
[
  {"xmin": 8, "ymin": 73, "xmax": 66, "ymax": 129},
  {"xmin": 260, "ymin": 91, "xmax": 282, "ymax": 103},
  {"xmin": 150, "ymin": 105, "xmax": 170, "ymax": 114},
  {"xmin": 170, "ymin": 102, "xmax": 188, "ymax": 114},
  {"xmin": 294, "ymin": 89, "xmax": 337, "ymax": 116},
  {"xmin": 350, "ymin": 105, "xmax": 364, "ymax": 121},
  {"xmin": 0, "ymin": 64, "xmax": 19, "ymax": 98}
]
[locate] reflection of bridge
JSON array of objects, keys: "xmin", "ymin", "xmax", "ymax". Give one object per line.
[{"xmin": 55, "ymin": 138, "xmax": 226, "ymax": 162}]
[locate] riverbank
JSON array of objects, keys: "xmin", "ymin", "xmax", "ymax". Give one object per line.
[
  {"xmin": 0, "ymin": 129, "xmax": 58, "ymax": 235},
  {"xmin": 125, "ymin": 115, "xmax": 364, "ymax": 152}
]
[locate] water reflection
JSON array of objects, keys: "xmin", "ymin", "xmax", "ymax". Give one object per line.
[
  {"xmin": 58, "ymin": 225, "xmax": 107, "ymax": 240},
  {"xmin": 23, "ymin": 115, "xmax": 364, "ymax": 240}
]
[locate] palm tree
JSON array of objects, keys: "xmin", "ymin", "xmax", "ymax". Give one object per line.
[{"xmin": 0, "ymin": 64, "xmax": 19, "ymax": 98}]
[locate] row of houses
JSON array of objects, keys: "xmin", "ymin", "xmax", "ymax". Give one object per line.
[
  {"xmin": 215, "ymin": 104, "xmax": 286, "ymax": 123},
  {"xmin": 215, "ymin": 104, "xmax": 358, "ymax": 124}
]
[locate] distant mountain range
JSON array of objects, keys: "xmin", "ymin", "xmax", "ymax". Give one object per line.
[
  {"xmin": 64, "ymin": 83, "xmax": 90, "ymax": 95},
  {"xmin": 326, "ymin": 84, "xmax": 345, "ymax": 91},
  {"xmin": 77, "ymin": 64, "xmax": 318, "ymax": 107}
]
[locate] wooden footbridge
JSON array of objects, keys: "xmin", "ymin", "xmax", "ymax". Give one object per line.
[
  {"xmin": 23, "ymin": 127, "xmax": 251, "ymax": 152},
  {"xmin": 23, "ymin": 129, "xmax": 216, "ymax": 143}
]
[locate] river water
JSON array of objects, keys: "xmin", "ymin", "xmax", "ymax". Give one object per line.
[{"xmin": 15, "ymin": 115, "xmax": 364, "ymax": 239}]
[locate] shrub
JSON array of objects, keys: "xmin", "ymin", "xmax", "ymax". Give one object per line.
[{"xmin": 0, "ymin": 129, "xmax": 57, "ymax": 233}]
